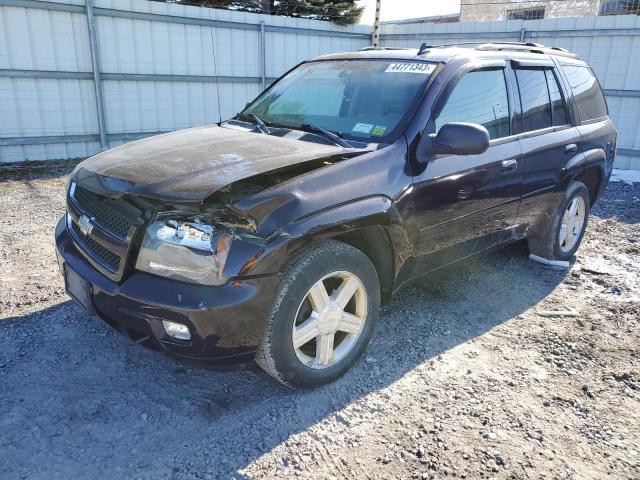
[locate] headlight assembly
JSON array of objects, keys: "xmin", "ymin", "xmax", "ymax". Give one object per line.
[{"xmin": 136, "ymin": 218, "xmax": 233, "ymax": 285}]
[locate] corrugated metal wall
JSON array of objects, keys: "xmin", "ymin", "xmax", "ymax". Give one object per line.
[
  {"xmin": 380, "ymin": 15, "xmax": 640, "ymax": 170},
  {"xmin": 2, "ymin": 2, "xmax": 639, "ymax": 170},
  {"xmin": 0, "ymin": 0, "xmax": 370, "ymax": 162}
]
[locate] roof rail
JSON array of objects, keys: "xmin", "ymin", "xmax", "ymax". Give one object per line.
[
  {"xmin": 359, "ymin": 46, "xmax": 412, "ymax": 51},
  {"xmin": 476, "ymin": 42, "xmax": 579, "ymax": 59},
  {"xmin": 417, "ymin": 41, "xmax": 578, "ymax": 59},
  {"xmin": 418, "ymin": 41, "xmax": 482, "ymax": 54}
]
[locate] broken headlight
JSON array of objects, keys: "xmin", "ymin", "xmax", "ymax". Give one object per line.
[{"xmin": 136, "ymin": 218, "xmax": 232, "ymax": 285}]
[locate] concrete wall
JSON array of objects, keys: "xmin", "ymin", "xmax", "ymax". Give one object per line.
[
  {"xmin": 460, "ymin": 0, "xmax": 599, "ymax": 22},
  {"xmin": 380, "ymin": 14, "xmax": 640, "ymax": 170},
  {"xmin": 0, "ymin": 0, "xmax": 370, "ymax": 163}
]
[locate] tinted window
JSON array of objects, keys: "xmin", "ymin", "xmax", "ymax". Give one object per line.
[
  {"xmin": 545, "ymin": 69, "xmax": 568, "ymax": 126},
  {"xmin": 561, "ymin": 64, "xmax": 608, "ymax": 122},
  {"xmin": 435, "ymin": 69, "xmax": 510, "ymax": 140},
  {"xmin": 515, "ymin": 69, "xmax": 552, "ymax": 131}
]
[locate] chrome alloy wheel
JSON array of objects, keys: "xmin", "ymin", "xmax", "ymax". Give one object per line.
[
  {"xmin": 559, "ymin": 196, "xmax": 586, "ymax": 253},
  {"xmin": 292, "ymin": 271, "xmax": 368, "ymax": 369}
]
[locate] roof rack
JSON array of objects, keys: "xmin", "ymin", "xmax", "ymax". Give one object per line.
[
  {"xmin": 476, "ymin": 42, "xmax": 578, "ymax": 59},
  {"xmin": 359, "ymin": 46, "xmax": 413, "ymax": 51},
  {"xmin": 417, "ymin": 42, "xmax": 480, "ymax": 54},
  {"xmin": 417, "ymin": 41, "xmax": 578, "ymax": 59}
]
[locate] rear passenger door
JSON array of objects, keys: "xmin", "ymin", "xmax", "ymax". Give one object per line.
[{"xmin": 510, "ymin": 60, "xmax": 581, "ymax": 233}]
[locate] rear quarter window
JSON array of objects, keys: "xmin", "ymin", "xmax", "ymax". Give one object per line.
[{"xmin": 560, "ymin": 64, "xmax": 608, "ymax": 122}]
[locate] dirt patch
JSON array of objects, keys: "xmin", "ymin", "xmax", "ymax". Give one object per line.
[{"xmin": 0, "ymin": 174, "xmax": 638, "ymax": 479}]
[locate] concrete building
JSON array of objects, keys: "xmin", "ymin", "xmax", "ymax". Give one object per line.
[
  {"xmin": 381, "ymin": 13, "xmax": 460, "ymax": 26},
  {"xmin": 460, "ymin": 0, "xmax": 599, "ymax": 22},
  {"xmin": 387, "ymin": 1, "xmax": 639, "ymax": 26}
]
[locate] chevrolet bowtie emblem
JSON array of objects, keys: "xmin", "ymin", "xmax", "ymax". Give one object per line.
[{"xmin": 78, "ymin": 215, "xmax": 94, "ymax": 236}]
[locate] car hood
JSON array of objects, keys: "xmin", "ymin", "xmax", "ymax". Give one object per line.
[{"xmin": 72, "ymin": 124, "xmax": 356, "ymax": 204}]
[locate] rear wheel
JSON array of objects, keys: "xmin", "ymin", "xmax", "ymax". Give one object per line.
[
  {"xmin": 256, "ymin": 241, "xmax": 380, "ymax": 389},
  {"xmin": 528, "ymin": 180, "xmax": 590, "ymax": 261}
]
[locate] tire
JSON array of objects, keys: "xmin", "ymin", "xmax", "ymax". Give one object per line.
[
  {"xmin": 528, "ymin": 180, "xmax": 590, "ymax": 261},
  {"xmin": 256, "ymin": 240, "xmax": 380, "ymax": 389}
]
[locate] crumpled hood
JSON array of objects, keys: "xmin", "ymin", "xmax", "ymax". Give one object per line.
[{"xmin": 73, "ymin": 124, "xmax": 350, "ymax": 203}]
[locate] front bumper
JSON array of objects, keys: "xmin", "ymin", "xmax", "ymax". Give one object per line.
[{"xmin": 55, "ymin": 216, "xmax": 279, "ymax": 365}]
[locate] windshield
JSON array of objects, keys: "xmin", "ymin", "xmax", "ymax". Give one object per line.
[{"xmin": 243, "ymin": 59, "xmax": 436, "ymax": 142}]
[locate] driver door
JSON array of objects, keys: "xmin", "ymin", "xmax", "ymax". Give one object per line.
[{"xmin": 411, "ymin": 65, "xmax": 523, "ymax": 272}]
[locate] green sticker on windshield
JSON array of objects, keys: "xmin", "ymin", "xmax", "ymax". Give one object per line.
[{"xmin": 372, "ymin": 126, "xmax": 387, "ymax": 136}]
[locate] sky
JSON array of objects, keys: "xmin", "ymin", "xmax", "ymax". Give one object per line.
[{"xmin": 358, "ymin": 0, "xmax": 461, "ymax": 25}]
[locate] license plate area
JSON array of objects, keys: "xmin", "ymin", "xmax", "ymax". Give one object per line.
[{"xmin": 64, "ymin": 264, "xmax": 94, "ymax": 314}]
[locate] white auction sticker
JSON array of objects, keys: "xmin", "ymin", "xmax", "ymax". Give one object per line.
[
  {"xmin": 352, "ymin": 122, "xmax": 374, "ymax": 133},
  {"xmin": 384, "ymin": 63, "xmax": 436, "ymax": 74}
]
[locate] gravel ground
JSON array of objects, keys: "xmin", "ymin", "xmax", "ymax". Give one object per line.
[{"xmin": 1, "ymin": 168, "xmax": 639, "ymax": 479}]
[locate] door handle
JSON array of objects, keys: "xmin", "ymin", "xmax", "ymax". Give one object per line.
[
  {"xmin": 501, "ymin": 159, "xmax": 518, "ymax": 173},
  {"xmin": 565, "ymin": 143, "xmax": 578, "ymax": 154}
]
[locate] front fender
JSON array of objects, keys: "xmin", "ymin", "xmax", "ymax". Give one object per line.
[{"xmin": 232, "ymin": 195, "xmax": 412, "ymax": 279}]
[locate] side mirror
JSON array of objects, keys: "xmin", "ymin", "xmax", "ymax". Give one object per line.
[{"xmin": 421, "ymin": 122, "xmax": 490, "ymax": 156}]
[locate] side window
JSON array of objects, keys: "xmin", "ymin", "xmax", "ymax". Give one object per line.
[
  {"xmin": 560, "ymin": 64, "xmax": 608, "ymax": 122},
  {"xmin": 545, "ymin": 70, "xmax": 568, "ymax": 126},
  {"xmin": 435, "ymin": 69, "xmax": 510, "ymax": 140},
  {"xmin": 515, "ymin": 68, "xmax": 552, "ymax": 132}
]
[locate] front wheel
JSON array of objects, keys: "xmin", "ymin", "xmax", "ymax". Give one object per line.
[
  {"xmin": 528, "ymin": 180, "xmax": 590, "ymax": 261},
  {"xmin": 256, "ymin": 241, "xmax": 380, "ymax": 389}
]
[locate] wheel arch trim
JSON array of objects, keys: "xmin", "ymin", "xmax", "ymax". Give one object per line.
[
  {"xmin": 563, "ymin": 148, "xmax": 606, "ymax": 205},
  {"xmin": 563, "ymin": 148, "xmax": 606, "ymax": 174}
]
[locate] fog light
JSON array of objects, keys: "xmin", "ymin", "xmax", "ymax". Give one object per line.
[{"xmin": 162, "ymin": 320, "xmax": 191, "ymax": 340}]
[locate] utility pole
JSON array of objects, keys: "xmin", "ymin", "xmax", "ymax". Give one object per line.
[{"xmin": 372, "ymin": 0, "xmax": 382, "ymax": 47}]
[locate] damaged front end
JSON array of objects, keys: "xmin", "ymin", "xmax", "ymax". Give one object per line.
[
  {"xmin": 139, "ymin": 153, "xmax": 365, "ymax": 283},
  {"xmin": 134, "ymin": 205, "xmax": 266, "ymax": 287},
  {"xmin": 66, "ymin": 129, "xmax": 373, "ymax": 286}
]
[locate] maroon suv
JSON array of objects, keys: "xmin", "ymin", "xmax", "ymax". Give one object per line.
[{"xmin": 56, "ymin": 42, "xmax": 616, "ymax": 388}]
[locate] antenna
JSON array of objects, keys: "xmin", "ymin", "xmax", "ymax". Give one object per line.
[{"xmin": 207, "ymin": 7, "xmax": 223, "ymax": 124}]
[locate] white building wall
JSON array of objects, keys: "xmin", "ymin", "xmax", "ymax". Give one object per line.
[
  {"xmin": 0, "ymin": 0, "xmax": 370, "ymax": 163},
  {"xmin": 1, "ymin": 1, "xmax": 639, "ymax": 170}
]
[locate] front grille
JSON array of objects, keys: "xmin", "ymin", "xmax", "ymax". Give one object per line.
[
  {"xmin": 72, "ymin": 185, "xmax": 134, "ymax": 239},
  {"xmin": 71, "ymin": 220, "xmax": 122, "ymax": 272}
]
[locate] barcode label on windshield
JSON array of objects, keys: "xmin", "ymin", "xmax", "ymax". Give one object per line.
[{"xmin": 385, "ymin": 63, "xmax": 435, "ymax": 74}]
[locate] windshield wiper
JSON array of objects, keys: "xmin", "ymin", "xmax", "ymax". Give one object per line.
[
  {"xmin": 299, "ymin": 124, "xmax": 350, "ymax": 148},
  {"xmin": 236, "ymin": 112, "xmax": 270, "ymax": 134}
]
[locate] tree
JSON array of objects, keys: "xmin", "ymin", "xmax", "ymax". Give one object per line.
[
  {"xmin": 192, "ymin": 0, "xmax": 234, "ymax": 8},
  {"xmin": 180, "ymin": 0, "xmax": 364, "ymax": 25},
  {"xmin": 273, "ymin": 0, "xmax": 363, "ymax": 25},
  {"xmin": 261, "ymin": 0, "xmax": 275, "ymax": 14}
]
